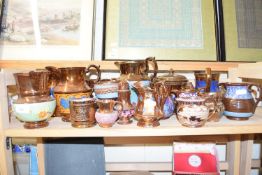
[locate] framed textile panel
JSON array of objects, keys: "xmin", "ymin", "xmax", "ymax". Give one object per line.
[
  {"xmin": 223, "ymin": 0, "xmax": 262, "ymax": 61},
  {"xmin": 105, "ymin": 0, "xmax": 217, "ymax": 61}
]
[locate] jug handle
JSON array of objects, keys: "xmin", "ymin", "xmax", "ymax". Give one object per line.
[
  {"xmin": 145, "ymin": 57, "xmax": 158, "ymax": 80},
  {"xmin": 204, "ymin": 97, "xmax": 217, "ymax": 121},
  {"xmin": 248, "ymin": 83, "xmax": 262, "ymax": 112},
  {"xmin": 218, "ymin": 83, "xmax": 226, "ymax": 91},
  {"xmin": 114, "ymin": 101, "xmax": 124, "ymax": 115},
  {"xmin": 205, "ymin": 68, "xmax": 211, "ymax": 93},
  {"xmin": 86, "ymin": 64, "xmax": 101, "ymax": 83}
]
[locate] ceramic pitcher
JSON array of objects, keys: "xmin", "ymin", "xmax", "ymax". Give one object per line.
[
  {"xmin": 132, "ymin": 81, "xmax": 168, "ymax": 127},
  {"xmin": 46, "ymin": 65, "xmax": 101, "ymax": 122},
  {"xmin": 152, "ymin": 81, "xmax": 174, "ymax": 119},
  {"xmin": 95, "ymin": 99, "xmax": 123, "ymax": 128},
  {"xmin": 14, "ymin": 70, "xmax": 53, "ymax": 103},
  {"xmin": 115, "ymin": 57, "xmax": 158, "ymax": 107},
  {"xmin": 117, "ymin": 80, "xmax": 134, "ymax": 125},
  {"xmin": 12, "ymin": 70, "xmax": 56, "ymax": 129},
  {"xmin": 219, "ymin": 82, "xmax": 262, "ymax": 120},
  {"xmin": 195, "ymin": 68, "xmax": 220, "ymax": 93},
  {"xmin": 114, "ymin": 57, "xmax": 158, "ymax": 81}
]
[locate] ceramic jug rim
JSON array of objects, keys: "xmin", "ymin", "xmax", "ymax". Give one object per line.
[
  {"xmin": 14, "ymin": 72, "xmax": 30, "ymax": 76},
  {"xmin": 221, "ymin": 82, "xmax": 254, "ymax": 86},
  {"xmin": 155, "ymin": 75, "xmax": 188, "ymax": 83},
  {"xmin": 58, "ymin": 67, "xmax": 87, "ymax": 70},
  {"xmin": 69, "ymin": 97, "xmax": 94, "ymax": 103},
  {"xmin": 115, "ymin": 60, "xmax": 146, "ymax": 64},
  {"xmin": 194, "ymin": 72, "xmax": 220, "ymax": 75},
  {"xmin": 14, "ymin": 70, "xmax": 50, "ymax": 76},
  {"xmin": 95, "ymin": 78, "xmax": 119, "ymax": 85},
  {"xmin": 176, "ymin": 96, "xmax": 205, "ymax": 102},
  {"xmin": 96, "ymin": 99, "xmax": 115, "ymax": 103}
]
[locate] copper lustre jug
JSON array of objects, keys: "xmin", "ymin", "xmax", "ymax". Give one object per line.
[
  {"xmin": 219, "ymin": 82, "xmax": 262, "ymax": 120},
  {"xmin": 114, "ymin": 57, "xmax": 158, "ymax": 81},
  {"xmin": 132, "ymin": 81, "xmax": 168, "ymax": 127},
  {"xmin": 95, "ymin": 99, "xmax": 123, "ymax": 128},
  {"xmin": 117, "ymin": 80, "xmax": 134, "ymax": 124},
  {"xmin": 12, "ymin": 70, "xmax": 56, "ymax": 129},
  {"xmin": 46, "ymin": 65, "xmax": 101, "ymax": 122},
  {"xmin": 195, "ymin": 68, "xmax": 220, "ymax": 93},
  {"xmin": 14, "ymin": 70, "xmax": 52, "ymax": 103}
]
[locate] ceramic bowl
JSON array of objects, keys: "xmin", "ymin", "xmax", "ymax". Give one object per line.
[{"xmin": 13, "ymin": 100, "xmax": 56, "ymax": 122}]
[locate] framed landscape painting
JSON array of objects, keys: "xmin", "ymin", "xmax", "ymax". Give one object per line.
[
  {"xmin": 104, "ymin": 0, "xmax": 217, "ymax": 61},
  {"xmin": 0, "ymin": 0, "xmax": 94, "ymax": 60}
]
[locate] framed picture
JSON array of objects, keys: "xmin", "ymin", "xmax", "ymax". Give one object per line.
[
  {"xmin": 0, "ymin": 0, "xmax": 3, "ymax": 17},
  {"xmin": 223, "ymin": 0, "xmax": 262, "ymax": 61},
  {"xmin": 104, "ymin": 0, "xmax": 217, "ymax": 61},
  {"xmin": 0, "ymin": 0, "xmax": 94, "ymax": 60}
]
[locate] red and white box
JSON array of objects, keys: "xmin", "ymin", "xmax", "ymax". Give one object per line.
[{"xmin": 173, "ymin": 142, "xmax": 220, "ymax": 175}]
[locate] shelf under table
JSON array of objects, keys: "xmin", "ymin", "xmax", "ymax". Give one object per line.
[{"xmin": 4, "ymin": 107, "xmax": 262, "ymax": 138}]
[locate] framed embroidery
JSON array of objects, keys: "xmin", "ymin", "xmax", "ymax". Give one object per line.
[{"xmin": 104, "ymin": 0, "xmax": 217, "ymax": 61}]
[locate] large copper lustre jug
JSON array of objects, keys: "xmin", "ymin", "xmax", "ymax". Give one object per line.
[
  {"xmin": 46, "ymin": 65, "xmax": 101, "ymax": 122},
  {"xmin": 12, "ymin": 70, "xmax": 56, "ymax": 129},
  {"xmin": 114, "ymin": 57, "xmax": 158, "ymax": 81},
  {"xmin": 115, "ymin": 57, "xmax": 158, "ymax": 107}
]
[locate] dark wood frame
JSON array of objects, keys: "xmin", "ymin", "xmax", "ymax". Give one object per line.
[
  {"xmin": 0, "ymin": 0, "xmax": 6, "ymax": 38},
  {"xmin": 101, "ymin": 0, "xmax": 107, "ymax": 60},
  {"xmin": 214, "ymin": 0, "xmax": 226, "ymax": 62}
]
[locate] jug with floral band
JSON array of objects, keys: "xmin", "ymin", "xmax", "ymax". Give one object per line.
[{"xmin": 12, "ymin": 70, "xmax": 56, "ymax": 129}]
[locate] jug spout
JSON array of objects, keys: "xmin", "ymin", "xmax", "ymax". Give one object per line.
[{"xmin": 114, "ymin": 61, "xmax": 121, "ymax": 68}]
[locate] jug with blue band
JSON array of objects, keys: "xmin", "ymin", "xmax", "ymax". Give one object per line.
[{"xmin": 195, "ymin": 68, "xmax": 220, "ymax": 93}]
